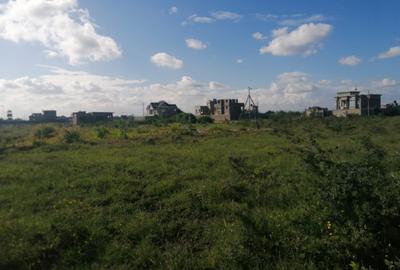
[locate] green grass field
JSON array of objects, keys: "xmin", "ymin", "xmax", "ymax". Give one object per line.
[{"xmin": 0, "ymin": 117, "xmax": 400, "ymax": 269}]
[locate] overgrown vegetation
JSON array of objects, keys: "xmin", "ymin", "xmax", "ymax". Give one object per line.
[{"xmin": 0, "ymin": 116, "xmax": 399, "ymax": 269}]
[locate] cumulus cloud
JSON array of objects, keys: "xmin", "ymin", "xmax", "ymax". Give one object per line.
[
  {"xmin": 378, "ymin": 46, "xmax": 400, "ymax": 59},
  {"xmin": 0, "ymin": 67, "xmax": 146, "ymax": 117},
  {"xmin": 169, "ymin": 6, "xmax": 178, "ymax": 15},
  {"xmin": 339, "ymin": 55, "xmax": 362, "ymax": 66},
  {"xmin": 0, "ymin": 0, "xmax": 121, "ymax": 65},
  {"xmin": 252, "ymin": 32, "xmax": 267, "ymax": 40},
  {"xmin": 260, "ymin": 23, "xmax": 332, "ymax": 56},
  {"xmin": 272, "ymin": 72, "xmax": 317, "ymax": 94},
  {"xmin": 1, "ymin": 65, "xmax": 336, "ymax": 118},
  {"xmin": 251, "ymin": 71, "xmax": 330, "ymax": 111},
  {"xmin": 150, "ymin": 53, "xmax": 183, "ymax": 69},
  {"xmin": 211, "ymin": 11, "xmax": 242, "ymax": 21},
  {"xmin": 236, "ymin": 59, "xmax": 243, "ymax": 64},
  {"xmin": 185, "ymin": 38, "xmax": 207, "ymax": 50}
]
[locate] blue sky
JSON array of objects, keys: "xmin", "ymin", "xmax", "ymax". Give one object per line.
[{"xmin": 0, "ymin": 0, "xmax": 399, "ymax": 118}]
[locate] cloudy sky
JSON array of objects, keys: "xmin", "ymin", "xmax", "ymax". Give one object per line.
[{"xmin": 0, "ymin": 0, "xmax": 399, "ymax": 118}]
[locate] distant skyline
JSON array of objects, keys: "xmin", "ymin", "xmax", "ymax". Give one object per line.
[{"xmin": 0, "ymin": 0, "xmax": 399, "ymax": 118}]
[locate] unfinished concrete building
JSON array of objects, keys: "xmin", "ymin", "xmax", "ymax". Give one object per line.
[
  {"xmin": 194, "ymin": 106, "xmax": 210, "ymax": 116},
  {"xmin": 195, "ymin": 99, "xmax": 244, "ymax": 122},
  {"xmin": 72, "ymin": 111, "xmax": 113, "ymax": 125},
  {"xmin": 333, "ymin": 90, "xmax": 381, "ymax": 117},
  {"xmin": 305, "ymin": 106, "xmax": 330, "ymax": 118},
  {"xmin": 29, "ymin": 110, "xmax": 61, "ymax": 122}
]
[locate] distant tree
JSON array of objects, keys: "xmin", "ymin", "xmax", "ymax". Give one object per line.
[{"xmin": 383, "ymin": 100, "xmax": 400, "ymax": 116}]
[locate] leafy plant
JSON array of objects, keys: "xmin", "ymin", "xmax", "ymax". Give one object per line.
[
  {"xmin": 64, "ymin": 130, "xmax": 81, "ymax": 144},
  {"xmin": 94, "ymin": 126, "xmax": 109, "ymax": 139},
  {"xmin": 34, "ymin": 126, "xmax": 56, "ymax": 140}
]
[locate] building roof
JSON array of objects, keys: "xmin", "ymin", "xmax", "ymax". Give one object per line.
[
  {"xmin": 336, "ymin": 91, "xmax": 360, "ymax": 96},
  {"xmin": 148, "ymin": 101, "xmax": 178, "ymax": 108}
]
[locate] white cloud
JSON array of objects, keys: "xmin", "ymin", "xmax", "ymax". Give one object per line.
[
  {"xmin": 251, "ymin": 71, "xmax": 327, "ymax": 111},
  {"xmin": 252, "ymin": 32, "xmax": 267, "ymax": 40},
  {"xmin": 318, "ymin": 80, "xmax": 331, "ymax": 86},
  {"xmin": 1, "ymin": 67, "xmax": 355, "ymax": 117},
  {"xmin": 339, "ymin": 55, "xmax": 362, "ymax": 66},
  {"xmin": 185, "ymin": 38, "xmax": 207, "ymax": 50},
  {"xmin": 0, "ymin": 67, "xmax": 146, "ymax": 118},
  {"xmin": 260, "ymin": 23, "xmax": 332, "ymax": 56},
  {"xmin": 273, "ymin": 72, "xmax": 317, "ymax": 94},
  {"xmin": 183, "ymin": 11, "xmax": 241, "ymax": 25},
  {"xmin": 236, "ymin": 59, "xmax": 243, "ymax": 64},
  {"xmin": 255, "ymin": 13, "xmax": 279, "ymax": 22},
  {"xmin": 255, "ymin": 13, "xmax": 327, "ymax": 27},
  {"xmin": 378, "ymin": 46, "xmax": 400, "ymax": 59},
  {"xmin": 169, "ymin": 6, "xmax": 178, "ymax": 15},
  {"xmin": 372, "ymin": 78, "xmax": 397, "ymax": 88},
  {"xmin": 150, "ymin": 53, "xmax": 183, "ymax": 69},
  {"xmin": 279, "ymin": 14, "xmax": 326, "ymax": 27},
  {"xmin": 184, "ymin": 14, "xmax": 215, "ymax": 25},
  {"xmin": 209, "ymin": 81, "xmax": 228, "ymax": 90},
  {"xmin": 211, "ymin": 11, "xmax": 242, "ymax": 21},
  {"xmin": 272, "ymin": 27, "xmax": 289, "ymax": 38},
  {"xmin": 0, "ymin": 0, "xmax": 121, "ymax": 65}
]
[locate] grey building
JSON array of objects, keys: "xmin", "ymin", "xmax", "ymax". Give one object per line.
[
  {"xmin": 194, "ymin": 105, "xmax": 210, "ymax": 116},
  {"xmin": 333, "ymin": 90, "xmax": 381, "ymax": 117},
  {"xmin": 29, "ymin": 110, "xmax": 58, "ymax": 122},
  {"xmin": 196, "ymin": 99, "xmax": 244, "ymax": 122},
  {"xmin": 72, "ymin": 111, "xmax": 113, "ymax": 125},
  {"xmin": 305, "ymin": 106, "xmax": 330, "ymax": 118}
]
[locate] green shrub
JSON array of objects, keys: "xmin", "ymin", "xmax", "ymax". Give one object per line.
[
  {"xmin": 198, "ymin": 116, "xmax": 214, "ymax": 124},
  {"xmin": 176, "ymin": 113, "xmax": 197, "ymax": 124},
  {"xmin": 34, "ymin": 126, "xmax": 56, "ymax": 140},
  {"xmin": 94, "ymin": 126, "xmax": 109, "ymax": 139},
  {"xmin": 114, "ymin": 120, "xmax": 128, "ymax": 139},
  {"xmin": 64, "ymin": 130, "xmax": 81, "ymax": 144}
]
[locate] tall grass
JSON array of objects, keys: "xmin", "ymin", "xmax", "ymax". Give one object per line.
[{"xmin": 0, "ymin": 117, "xmax": 399, "ymax": 269}]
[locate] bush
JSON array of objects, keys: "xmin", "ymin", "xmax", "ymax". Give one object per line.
[
  {"xmin": 299, "ymin": 136, "xmax": 400, "ymax": 269},
  {"xmin": 34, "ymin": 126, "xmax": 56, "ymax": 140},
  {"xmin": 94, "ymin": 126, "xmax": 109, "ymax": 139},
  {"xmin": 176, "ymin": 113, "xmax": 197, "ymax": 124},
  {"xmin": 64, "ymin": 131, "xmax": 81, "ymax": 144},
  {"xmin": 198, "ymin": 116, "xmax": 214, "ymax": 124},
  {"xmin": 114, "ymin": 120, "xmax": 128, "ymax": 139}
]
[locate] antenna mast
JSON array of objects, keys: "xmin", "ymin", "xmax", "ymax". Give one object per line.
[{"xmin": 243, "ymin": 87, "xmax": 258, "ymax": 120}]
